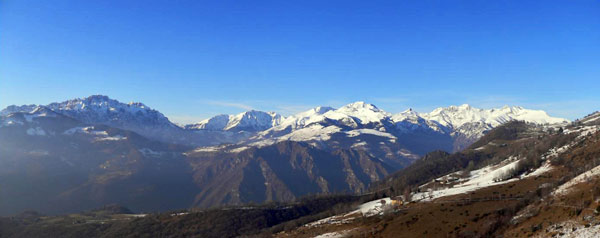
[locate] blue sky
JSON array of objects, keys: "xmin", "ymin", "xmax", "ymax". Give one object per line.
[{"xmin": 1, "ymin": 0, "xmax": 599, "ymax": 123}]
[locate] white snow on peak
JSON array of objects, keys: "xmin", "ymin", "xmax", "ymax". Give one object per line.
[
  {"xmin": 21, "ymin": 106, "xmax": 58, "ymax": 122},
  {"xmin": 224, "ymin": 110, "xmax": 282, "ymax": 131},
  {"xmin": 332, "ymin": 101, "xmax": 391, "ymax": 124},
  {"xmin": 235, "ymin": 102, "xmax": 568, "ymax": 149},
  {"xmin": 47, "ymin": 95, "xmax": 155, "ymax": 116},
  {"xmin": 421, "ymin": 104, "xmax": 568, "ymax": 129},
  {"xmin": 391, "ymin": 108, "xmax": 420, "ymax": 123},
  {"xmin": 248, "ymin": 102, "xmax": 393, "ymax": 146},
  {"xmin": 187, "ymin": 110, "xmax": 282, "ymax": 132},
  {"xmin": 3, "ymin": 97, "xmax": 570, "ymax": 151},
  {"xmin": 190, "ymin": 114, "xmax": 231, "ymax": 130},
  {"xmin": 0, "ymin": 105, "xmax": 38, "ymax": 117},
  {"xmin": 268, "ymin": 106, "xmax": 335, "ymax": 131}
]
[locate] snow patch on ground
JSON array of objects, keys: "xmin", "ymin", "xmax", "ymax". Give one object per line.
[
  {"xmin": 63, "ymin": 126, "xmax": 108, "ymax": 136},
  {"xmin": 544, "ymin": 144, "xmax": 572, "ymax": 160},
  {"xmin": 553, "ymin": 164, "xmax": 600, "ymax": 196},
  {"xmin": 397, "ymin": 149, "xmax": 419, "ymax": 159},
  {"xmin": 229, "ymin": 146, "xmax": 249, "ymax": 153},
  {"xmin": 313, "ymin": 229, "xmax": 355, "ymax": 238},
  {"xmin": 353, "ymin": 197, "xmax": 392, "ymax": 216},
  {"xmin": 23, "ymin": 111, "xmax": 56, "ymax": 122},
  {"xmin": 63, "ymin": 126, "xmax": 125, "ymax": 141},
  {"xmin": 250, "ymin": 125, "xmax": 342, "ymax": 147},
  {"xmin": 26, "ymin": 127, "xmax": 46, "ymax": 136},
  {"xmin": 94, "ymin": 135, "xmax": 126, "ymax": 141},
  {"xmin": 280, "ymin": 125, "xmax": 341, "ymax": 142},
  {"xmin": 564, "ymin": 125, "xmax": 599, "ymax": 140},
  {"xmin": 126, "ymin": 214, "xmax": 147, "ymax": 218},
  {"xmin": 170, "ymin": 212, "xmax": 189, "ymax": 217},
  {"xmin": 538, "ymin": 221, "xmax": 600, "ymax": 238},
  {"xmin": 580, "ymin": 112, "xmax": 600, "ymax": 125},
  {"xmin": 345, "ymin": 129, "xmax": 396, "ymax": 139},
  {"xmin": 306, "ymin": 197, "xmax": 394, "ymax": 230},
  {"xmin": 522, "ymin": 161, "xmax": 553, "ymax": 178},
  {"xmin": 351, "ymin": 141, "xmax": 368, "ymax": 148},
  {"xmin": 138, "ymin": 148, "xmax": 163, "ymax": 157},
  {"xmin": 1, "ymin": 118, "xmax": 24, "ymax": 127},
  {"xmin": 412, "ymin": 157, "xmax": 522, "ymax": 202},
  {"xmin": 306, "ymin": 214, "xmax": 356, "ymax": 228},
  {"xmin": 191, "ymin": 146, "xmax": 221, "ymax": 152}
]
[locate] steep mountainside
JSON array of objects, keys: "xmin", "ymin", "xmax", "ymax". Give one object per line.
[{"xmin": 185, "ymin": 141, "xmax": 395, "ymax": 208}]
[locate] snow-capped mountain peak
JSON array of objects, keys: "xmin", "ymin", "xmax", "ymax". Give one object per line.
[
  {"xmin": 0, "ymin": 104, "xmax": 38, "ymax": 117},
  {"xmin": 223, "ymin": 110, "xmax": 282, "ymax": 132},
  {"xmin": 188, "ymin": 114, "xmax": 230, "ymax": 130},
  {"xmin": 186, "ymin": 110, "xmax": 283, "ymax": 132},
  {"xmin": 311, "ymin": 106, "xmax": 336, "ymax": 115},
  {"xmin": 337, "ymin": 101, "xmax": 385, "ymax": 114},
  {"xmin": 48, "ymin": 95, "xmax": 155, "ymax": 116},
  {"xmin": 422, "ymin": 104, "xmax": 568, "ymax": 129},
  {"xmin": 392, "ymin": 108, "xmax": 419, "ymax": 121},
  {"xmin": 30, "ymin": 106, "xmax": 59, "ymax": 116},
  {"xmin": 331, "ymin": 101, "xmax": 391, "ymax": 125}
]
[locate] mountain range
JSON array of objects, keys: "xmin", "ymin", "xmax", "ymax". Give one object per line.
[{"xmin": 0, "ymin": 95, "xmax": 568, "ymax": 215}]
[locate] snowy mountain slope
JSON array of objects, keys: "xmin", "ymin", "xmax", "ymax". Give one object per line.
[
  {"xmin": 0, "ymin": 104, "xmax": 38, "ymax": 117},
  {"xmin": 186, "ymin": 110, "xmax": 282, "ymax": 132},
  {"xmin": 420, "ymin": 104, "xmax": 568, "ymax": 141},
  {"xmin": 223, "ymin": 102, "xmax": 567, "ymax": 159},
  {"xmin": 421, "ymin": 104, "xmax": 567, "ymax": 128},
  {"xmin": 392, "ymin": 108, "xmax": 447, "ymax": 133},
  {"xmin": 579, "ymin": 111, "xmax": 600, "ymax": 125},
  {"xmin": 251, "ymin": 102, "xmax": 392, "ymax": 140}
]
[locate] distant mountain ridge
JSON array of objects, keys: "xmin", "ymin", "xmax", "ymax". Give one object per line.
[
  {"xmin": 1, "ymin": 95, "xmax": 568, "ymax": 152},
  {"xmin": 185, "ymin": 110, "xmax": 282, "ymax": 132}
]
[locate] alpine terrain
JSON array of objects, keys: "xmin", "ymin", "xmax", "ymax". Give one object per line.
[{"xmin": 0, "ymin": 95, "xmax": 568, "ymax": 217}]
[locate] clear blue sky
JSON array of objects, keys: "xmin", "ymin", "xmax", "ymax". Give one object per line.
[{"xmin": 1, "ymin": 0, "xmax": 599, "ymax": 123}]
